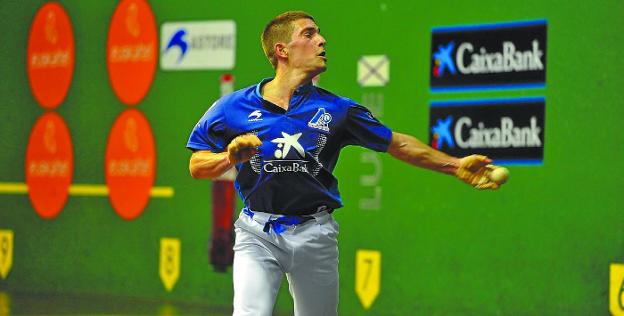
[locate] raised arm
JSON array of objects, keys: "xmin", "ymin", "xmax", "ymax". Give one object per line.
[
  {"xmin": 189, "ymin": 134, "xmax": 262, "ymax": 180},
  {"xmin": 189, "ymin": 151, "xmax": 232, "ymax": 179},
  {"xmin": 387, "ymin": 132, "xmax": 501, "ymax": 189}
]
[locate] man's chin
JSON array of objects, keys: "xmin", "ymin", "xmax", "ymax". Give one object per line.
[
  {"xmin": 300, "ymin": 65, "xmax": 327, "ymax": 78},
  {"xmin": 314, "ymin": 65, "xmax": 328, "ymax": 75}
]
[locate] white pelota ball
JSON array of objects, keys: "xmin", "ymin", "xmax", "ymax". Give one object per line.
[{"xmin": 489, "ymin": 167, "xmax": 509, "ymax": 184}]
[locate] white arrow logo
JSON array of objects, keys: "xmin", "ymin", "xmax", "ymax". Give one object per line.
[{"xmin": 248, "ymin": 110, "xmax": 262, "ymax": 121}]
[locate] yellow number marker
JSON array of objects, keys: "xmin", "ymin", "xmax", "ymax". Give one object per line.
[
  {"xmin": 355, "ymin": 249, "xmax": 381, "ymax": 309},
  {"xmin": 159, "ymin": 238, "xmax": 181, "ymax": 292},
  {"xmin": 611, "ymin": 263, "xmax": 624, "ymax": 315},
  {"xmin": 0, "ymin": 230, "xmax": 13, "ymax": 280},
  {"xmin": 0, "ymin": 291, "xmax": 10, "ymax": 316}
]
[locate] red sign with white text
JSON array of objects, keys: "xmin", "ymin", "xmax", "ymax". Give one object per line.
[
  {"xmin": 25, "ymin": 112, "xmax": 74, "ymax": 219},
  {"xmin": 105, "ymin": 109, "xmax": 156, "ymax": 220},
  {"xmin": 106, "ymin": 0, "xmax": 157, "ymax": 105},
  {"xmin": 27, "ymin": 2, "xmax": 75, "ymax": 109}
]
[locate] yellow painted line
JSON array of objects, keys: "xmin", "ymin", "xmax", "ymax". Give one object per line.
[
  {"xmin": 0, "ymin": 182, "xmax": 28, "ymax": 194},
  {"xmin": 150, "ymin": 186, "xmax": 174, "ymax": 198},
  {"xmin": 69, "ymin": 184, "xmax": 108, "ymax": 196},
  {"xmin": 0, "ymin": 182, "xmax": 174, "ymax": 198}
]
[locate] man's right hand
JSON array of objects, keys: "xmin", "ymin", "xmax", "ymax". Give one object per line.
[{"xmin": 227, "ymin": 134, "xmax": 262, "ymax": 164}]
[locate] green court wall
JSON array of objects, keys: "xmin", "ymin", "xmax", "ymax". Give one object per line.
[{"xmin": 1, "ymin": 0, "xmax": 623, "ymax": 315}]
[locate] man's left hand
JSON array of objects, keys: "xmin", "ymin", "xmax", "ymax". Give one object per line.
[{"xmin": 455, "ymin": 155, "xmax": 500, "ymax": 190}]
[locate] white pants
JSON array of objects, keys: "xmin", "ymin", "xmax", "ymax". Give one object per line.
[{"xmin": 232, "ymin": 210, "xmax": 339, "ymax": 316}]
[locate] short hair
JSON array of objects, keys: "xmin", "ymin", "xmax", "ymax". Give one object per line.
[{"xmin": 261, "ymin": 11, "xmax": 315, "ymax": 69}]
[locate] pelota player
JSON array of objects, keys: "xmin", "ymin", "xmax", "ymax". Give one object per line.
[{"xmin": 187, "ymin": 11, "xmax": 503, "ymax": 316}]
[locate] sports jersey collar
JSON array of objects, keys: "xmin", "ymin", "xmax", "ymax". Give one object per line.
[
  {"xmin": 295, "ymin": 80, "xmax": 314, "ymax": 94},
  {"xmin": 254, "ymin": 77, "xmax": 314, "ymax": 113},
  {"xmin": 254, "ymin": 77, "xmax": 314, "ymax": 97}
]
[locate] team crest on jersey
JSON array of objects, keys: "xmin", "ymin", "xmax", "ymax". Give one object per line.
[{"xmin": 308, "ymin": 108, "xmax": 332, "ymax": 132}]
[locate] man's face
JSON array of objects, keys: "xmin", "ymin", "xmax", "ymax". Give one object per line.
[{"xmin": 284, "ymin": 19, "xmax": 327, "ymax": 75}]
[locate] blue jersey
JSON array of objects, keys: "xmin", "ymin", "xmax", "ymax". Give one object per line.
[{"xmin": 187, "ymin": 78, "xmax": 392, "ymax": 215}]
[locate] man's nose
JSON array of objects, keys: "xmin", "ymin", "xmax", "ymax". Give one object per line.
[{"xmin": 318, "ymin": 34, "xmax": 326, "ymax": 47}]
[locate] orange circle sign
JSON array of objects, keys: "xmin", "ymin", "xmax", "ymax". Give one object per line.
[
  {"xmin": 25, "ymin": 112, "xmax": 74, "ymax": 219},
  {"xmin": 105, "ymin": 109, "xmax": 156, "ymax": 220},
  {"xmin": 107, "ymin": 0, "xmax": 157, "ymax": 105},
  {"xmin": 27, "ymin": 2, "xmax": 75, "ymax": 109}
]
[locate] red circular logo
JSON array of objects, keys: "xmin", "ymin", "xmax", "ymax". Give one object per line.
[
  {"xmin": 27, "ymin": 2, "xmax": 75, "ymax": 109},
  {"xmin": 105, "ymin": 109, "xmax": 156, "ymax": 220},
  {"xmin": 25, "ymin": 112, "xmax": 74, "ymax": 219},
  {"xmin": 107, "ymin": 0, "xmax": 157, "ymax": 105}
]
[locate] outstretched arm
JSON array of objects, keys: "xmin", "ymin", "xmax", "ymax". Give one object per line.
[
  {"xmin": 387, "ymin": 131, "xmax": 460, "ymax": 175},
  {"xmin": 189, "ymin": 134, "xmax": 262, "ymax": 180},
  {"xmin": 387, "ymin": 132, "xmax": 500, "ymax": 189}
]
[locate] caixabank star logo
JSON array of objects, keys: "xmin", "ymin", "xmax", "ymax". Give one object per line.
[
  {"xmin": 432, "ymin": 42, "xmax": 456, "ymax": 78},
  {"xmin": 430, "ymin": 19, "xmax": 547, "ymax": 91},
  {"xmin": 429, "ymin": 98, "xmax": 545, "ymax": 165},
  {"xmin": 430, "ymin": 115, "xmax": 455, "ymax": 150}
]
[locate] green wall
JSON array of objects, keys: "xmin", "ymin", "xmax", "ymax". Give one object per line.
[{"xmin": 1, "ymin": 0, "xmax": 623, "ymax": 314}]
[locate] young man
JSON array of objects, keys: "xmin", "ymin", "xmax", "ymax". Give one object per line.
[{"xmin": 187, "ymin": 11, "xmax": 501, "ymax": 316}]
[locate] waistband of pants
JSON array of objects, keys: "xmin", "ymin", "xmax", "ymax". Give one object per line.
[{"xmin": 241, "ymin": 207, "xmax": 332, "ymax": 235}]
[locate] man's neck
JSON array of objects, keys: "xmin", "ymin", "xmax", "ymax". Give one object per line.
[{"xmin": 262, "ymin": 68, "xmax": 314, "ymax": 110}]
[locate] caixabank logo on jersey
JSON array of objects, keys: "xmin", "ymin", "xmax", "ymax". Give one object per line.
[
  {"xmin": 430, "ymin": 20, "xmax": 547, "ymax": 91},
  {"xmin": 429, "ymin": 97, "xmax": 545, "ymax": 164}
]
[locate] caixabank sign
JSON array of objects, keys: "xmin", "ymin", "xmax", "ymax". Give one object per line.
[
  {"xmin": 429, "ymin": 97, "xmax": 545, "ymax": 165},
  {"xmin": 430, "ymin": 19, "xmax": 547, "ymax": 92}
]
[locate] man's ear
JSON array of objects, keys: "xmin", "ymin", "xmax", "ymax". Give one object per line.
[{"xmin": 275, "ymin": 43, "xmax": 288, "ymax": 58}]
